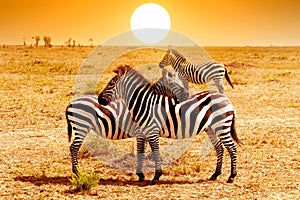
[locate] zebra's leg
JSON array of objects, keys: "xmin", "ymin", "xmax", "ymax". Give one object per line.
[
  {"xmin": 223, "ymin": 142, "xmax": 238, "ymax": 183},
  {"xmin": 209, "ymin": 140, "xmax": 224, "ymax": 181},
  {"xmin": 136, "ymin": 135, "xmax": 146, "ymax": 182},
  {"xmin": 70, "ymin": 135, "xmax": 84, "ymax": 176},
  {"xmin": 215, "ymin": 122, "xmax": 238, "ymax": 183},
  {"xmin": 148, "ymin": 134, "xmax": 162, "ymax": 184},
  {"xmin": 206, "ymin": 127, "xmax": 225, "ymax": 181}
]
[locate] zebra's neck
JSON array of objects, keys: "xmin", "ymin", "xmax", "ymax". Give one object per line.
[
  {"xmin": 172, "ymin": 56, "xmax": 190, "ymax": 72},
  {"xmin": 122, "ymin": 69, "xmax": 151, "ymax": 107}
]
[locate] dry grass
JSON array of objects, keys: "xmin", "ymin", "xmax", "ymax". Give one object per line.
[{"xmin": 0, "ymin": 45, "xmax": 299, "ymax": 199}]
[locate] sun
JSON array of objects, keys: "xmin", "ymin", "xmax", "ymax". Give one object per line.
[{"xmin": 130, "ymin": 3, "xmax": 171, "ymax": 44}]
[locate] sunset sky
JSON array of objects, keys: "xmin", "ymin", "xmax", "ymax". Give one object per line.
[{"xmin": 1, "ymin": 0, "xmax": 300, "ymax": 46}]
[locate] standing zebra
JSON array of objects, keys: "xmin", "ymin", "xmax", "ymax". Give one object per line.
[
  {"xmin": 98, "ymin": 64, "xmax": 243, "ymax": 184},
  {"xmin": 159, "ymin": 49, "xmax": 234, "ymax": 94},
  {"xmin": 66, "ymin": 66, "xmax": 188, "ymax": 176}
]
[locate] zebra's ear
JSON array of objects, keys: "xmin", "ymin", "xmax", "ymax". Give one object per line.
[
  {"xmin": 118, "ymin": 64, "xmax": 128, "ymax": 76},
  {"xmin": 167, "ymin": 49, "xmax": 170, "ymax": 54},
  {"xmin": 114, "ymin": 64, "xmax": 130, "ymax": 76},
  {"xmin": 119, "ymin": 67, "xmax": 126, "ymax": 76},
  {"xmin": 124, "ymin": 64, "xmax": 132, "ymax": 70},
  {"xmin": 113, "ymin": 68, "xmax": 119, "ymax": 74}
]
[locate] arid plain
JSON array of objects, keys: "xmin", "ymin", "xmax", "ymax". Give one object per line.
[{"xmin": 0, "ymin": 46, "xmax": 299, "ymax": 199}]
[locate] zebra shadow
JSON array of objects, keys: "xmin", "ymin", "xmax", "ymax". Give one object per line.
[
  {"xmin": 14, "ymin": 174, "xmax": 211, "ymax": 187},
  {"xmin": 14, "ymin": 175, "xmax": 70, "ymax": 186},
  {"xmin": 98, "ymin": 178, "xmax": 209, "ymax": 186}
]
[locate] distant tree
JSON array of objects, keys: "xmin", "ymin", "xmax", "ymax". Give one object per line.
[
  {"xmin": 72, "ymin": 40, "xmax": 76, "ymax": 48},
  {"xmin": 65, "ymin": 38, "xmax": 72, "ymax": 47},
  {"xmin": 32, "ymin": 36, "xmax": 40, "ymax": 47},
  {"xmin": 43, "ymin": 36, "xmax": 52, "ymax": 47},
  {"xmin": 22, "ymin": 37, "xmax": 26, "ymax": 46},
  {"xmin": 88, "ymin": 38, "xmax": 93, "ymax": 47}
]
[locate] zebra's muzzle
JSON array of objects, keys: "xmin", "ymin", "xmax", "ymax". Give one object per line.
[{"xmin": 159, "ymin": 64, "xmax": 165, "ymax": 69}]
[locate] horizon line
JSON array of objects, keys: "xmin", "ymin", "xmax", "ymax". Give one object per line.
[{"xmin": 1, "ymin": 44, "xmax": 300, "ymax": 48}]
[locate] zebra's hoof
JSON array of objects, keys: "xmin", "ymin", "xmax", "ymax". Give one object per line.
[
  {"xmin": 227, "ymin": 172, "xmax": 236, "ymax": 183},
  {"xmin": 138, "ymin": 177, "xmax": 145, "ymax": 182},
  {"xmin": 226, "ymin": 177, "xmax": 234, "ymax": 183},
  {"xmin": 209, "ymin": 171, "xmax": 221, "ymax": 181},
  {"xmin": 136, "ymin": 173, "xmax": 145, "ymax": 182},
  {"xmin": 72, "ymin": 167, "xmax": 79, "ymax": 177},
  {"xmin": 209, "ymin": 175, "xmax": 218, "ymax": 181},
  {"xmin": 151, "ymin": 171, "xmax": 162, "ymax": 184}
]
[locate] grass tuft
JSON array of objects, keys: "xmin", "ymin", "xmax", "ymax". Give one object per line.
[{"xmin": 69, "ymin": 166, "xmax": 99, "ymax": 192}]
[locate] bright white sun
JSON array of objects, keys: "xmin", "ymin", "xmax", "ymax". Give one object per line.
[{"xmin": 130, "ymin": 3, "xmax": 171, "ymax": 44}]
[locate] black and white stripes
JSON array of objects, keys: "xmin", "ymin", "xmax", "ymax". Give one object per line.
[
  {"xmin": 98, "ymin": 65, "xmax": 242, "ymax": 183},
  {"xmin": 159, "ymin": 49, "xmax": 234, "ymax": 94},
  {"xmin": 66, "ymin": 96, "xmax": 137, "ymax": 174},
  {"xmin": 66, "ymin": 67, "xmax": 188, "ymax": 176}
]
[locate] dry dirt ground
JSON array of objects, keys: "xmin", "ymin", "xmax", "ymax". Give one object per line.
[{"xmin": 0, "ymin": 46, "xmax": 299, "ymax": 199}]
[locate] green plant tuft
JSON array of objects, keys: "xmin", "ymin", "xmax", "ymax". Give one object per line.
[{"xmin": 69, "ymin": 166, "xmax": 100, "ymax": 192}]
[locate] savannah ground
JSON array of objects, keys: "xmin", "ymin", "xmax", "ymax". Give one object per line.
[{"xmin": 0, "ymin": 45, "xmax": 299, "ymax": 199}]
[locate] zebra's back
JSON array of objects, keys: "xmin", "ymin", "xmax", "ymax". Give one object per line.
[
  {"xmin": 66, "ymin": 96, "xmax": 136, "ymax": 140},
  {"xmin": 158, "ymin": 91, "xmax": 234, "ymax": 139},
  {"xmin": 184, "ymin": 62, "xmax": 226, "ymax": 84}
]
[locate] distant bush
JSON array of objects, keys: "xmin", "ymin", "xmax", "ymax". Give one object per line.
[{"xmin": 43, "ymin": 36, "xmax": 52, "ymax": 47}]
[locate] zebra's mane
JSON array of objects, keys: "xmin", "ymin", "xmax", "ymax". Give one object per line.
[
  {"xmin": 126, "ymin": 68, "xmax": 173, "ymax": 92},
  {"xmin": 115, "ymin": 64, "xmax": 151, "ymax": 86},
  {"xmin": 170, "ymin": 49, "xmax": 183, "ymax": 57},
  {"xmin": 169, "ymin": 49, "xmax": 191, "ymax": 64},
  {"xmin": 116, "ymin": 64, "xmax": 181, "ymax": 98}
]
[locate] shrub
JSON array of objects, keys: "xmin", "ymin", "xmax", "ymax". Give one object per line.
[{"xmin": 69, "ymin": 166, "xmax": 99, "ymax": 192}]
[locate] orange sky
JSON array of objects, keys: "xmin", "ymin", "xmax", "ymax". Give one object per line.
[{"xmin": 1, "ymin": 0, "xmax": 300, "ymax": 46}]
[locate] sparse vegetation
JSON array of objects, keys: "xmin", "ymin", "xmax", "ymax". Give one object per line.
[
  {"xmin": 69, "ymin": 167, "xmax": 99, "ymax": 192},
  {"xmin": 0, "ymin": 46, "xmax": 299, "ymax": 199},
  {"xmin": 32, "ymin": 36, "xmax": 41, "ymax": 47}
]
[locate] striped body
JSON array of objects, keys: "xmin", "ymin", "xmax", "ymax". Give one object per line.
[
  {"xmin": 98, "ymin": 65, "xmax": 242, "ymax": 183},
  {"xmin": 159, "ymin": 49, "xmax": 234, "ymax": 94},
  {"xmin": 66, "ymin": 96, "xmax": 136, "ymax": 140},
  {"xmin": 66, "ymin": 96, "xmax": 137, "ymax": 174},
  {"xmin": 66, "ymin": 67, "xmax": 188, "ymax": 175},
  {"xmin": 157, "ymin": 91, "xmax": 234, "ymax": 139}
]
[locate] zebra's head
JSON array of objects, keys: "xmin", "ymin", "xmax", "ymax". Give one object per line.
[
  {"xmin": 98, "ymin": 64, "xmax": 131, "ymax": 105},
  {"xmin": 159, "ymin": 49, "xmax": 187, "ymax": 70},
  {"xmin": 154, "ymin": 68, "xmax": 189, "ymax": 102},
  {"xmin": 159, "ymin": 50, "xmax": 172, "ymax": 68}
]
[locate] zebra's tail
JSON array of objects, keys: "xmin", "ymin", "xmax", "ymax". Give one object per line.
[
  {"xmin": 66, "ymin": 109, "xmax": 73, "ymax": 143},
  {"xmin": 230, "ymin": 112, "xmax": 244, "ymax": 146},
  {"xmin": 225, "ymin": 67, "xmax": 234, "ymax": 89}
]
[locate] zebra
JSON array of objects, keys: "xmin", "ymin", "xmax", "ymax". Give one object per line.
[
  {"xmin": 159, "ymin": 49, "xmax": 234, "ymax": 94},
  {"xmin": 66, "ymin": 66, "xmax": 188, "ymax": 176},
  {"xmin": 152, "ymin": 67, "xmax": 189, "ymax": 102},
  {"xmin": 98, "ymin": 64, "xmax": 243, "ymax": 184}
]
